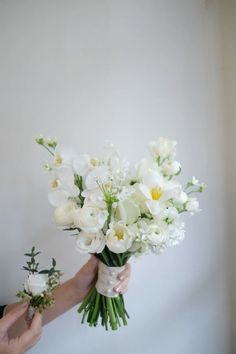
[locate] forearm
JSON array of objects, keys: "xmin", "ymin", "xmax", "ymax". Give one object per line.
[{"xmin": 42, "ymin": 277, "xmax": 83, "ymax": 325}]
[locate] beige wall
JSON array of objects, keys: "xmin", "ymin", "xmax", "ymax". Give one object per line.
[{"xmin": 0, "ymin": 1, "xmax": 231, "ymax": 353}]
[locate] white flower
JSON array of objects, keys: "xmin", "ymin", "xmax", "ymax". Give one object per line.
[
  {"xmin": 54, "ymin": 201, "xmax": 78, "ymax": 226},
  {"xmin": 85, "ymin": 166, "xmax": 110, "ymax": 190},
  {"xmin": 166, "ymin": 220, "xmax": 185, "ymax": 247},
  {"xmin": 116, "ymin": 197, "xmax": 140, "ymax": 225},
  {"xmin": 73, "ymin": 201, "xmax": 108, "ymax": 233},
  {"xmin": 73, "ymin": 154, "xmax": 100, "ymax": 177},
  {"xmin": 186, "ymin": 198, "xmax": 200, "ymax": 213},
  {"xmin": 106, "ymin": 222, "xmax": 134, "ymax": 253},
  {"xmin": 48, "ymin": 167, "xmax": 79, "ymax": 207},
  {"xmin": 53, "ymin": 146, "xmax": 76, "ymax": 168},
  {"xmin": 149, "ymin": 137, "xmax": 177, "ymax": 159},
  {"xmin": 76, "ymin": 231, "xmax": 105, "ymax": 253},
  {"xmin": 162, "ymin": 160, "xmax": 181, "ymax": 176},
  {"xmin": 24, "ymin": 274, "xmax": 48, "ymax": 296},
  {"xmin": 82, "ymin": 188, "xmax": 105, "ymax": 208},
  {"xmin": 138, "ymin": 171, "xmax": 179, "ymax": 216},
  {"xmin": 108, "ymin": 156, "xmax": 130, "ymax": 184},
  {"xmin": 191, "ymin": 176, "xmax": 199, "ymax": 186},
  {"xmin": 135, "ymin": 158, "xmax": 157, "ymax": 182},
  {"xmin": 175, "ymin": 191, "xmax": 188, "ymax": 204}
]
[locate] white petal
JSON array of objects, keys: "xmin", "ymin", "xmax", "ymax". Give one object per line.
[{"xmin": 48, "ymin": 190, "xmax": 68, "ymax": 207}]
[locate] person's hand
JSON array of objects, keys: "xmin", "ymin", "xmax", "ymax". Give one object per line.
[
  {"xmin": 0, "ymin": 303, "xmax": 42, "ymax": 354},
  {"xmin": 72, "ymin": 256, "xmax": 131, "ymax": 301}
]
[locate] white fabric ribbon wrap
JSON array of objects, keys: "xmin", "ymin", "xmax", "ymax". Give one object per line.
[{"xmin": 95, "ymin": 261, "xmax": 125, "ymax": 298}]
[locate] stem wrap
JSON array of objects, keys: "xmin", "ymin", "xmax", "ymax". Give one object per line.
[{"xmin": 95, "ymin": 261, "xmax": 125, "ymax": 298}]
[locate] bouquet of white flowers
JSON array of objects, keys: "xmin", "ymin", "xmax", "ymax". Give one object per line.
[{"xmin": 36, "ymin": 136, "xmax": 205, "ymax": 330}]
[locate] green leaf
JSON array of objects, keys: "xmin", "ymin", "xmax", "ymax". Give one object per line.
[
  {"xmin": 39, "ymin": 270, "xmax": 49, "ymax": 274},
  {"xmin": 52, "ymin": 258, "xmax": 56, "ymax": 267}
]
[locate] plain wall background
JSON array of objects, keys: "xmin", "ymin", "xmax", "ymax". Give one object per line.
[
  {"xmin": 221, "ymin": 0, "xmax": 236, "ymax": 352},
  {"xmin": 0, "ymin": 1, "xmax": 231, "ymax": 353}
]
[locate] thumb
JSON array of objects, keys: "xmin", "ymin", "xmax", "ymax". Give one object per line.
[{"xmin": 0, "ymin": 303, "xmax": 28, "ymax": 333}]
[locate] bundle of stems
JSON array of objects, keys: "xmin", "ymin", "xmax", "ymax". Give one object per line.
[{"xmin": 78, "ymin": 247, "xmax": 131, "ymax": 330}]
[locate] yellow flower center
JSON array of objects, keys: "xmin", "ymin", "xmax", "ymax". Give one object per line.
[
  {"xmin": 150, "ymin": 187, "xmax": 163, "ymax": 201},
  {"xmin": 51, "ymin": 179, "xmax": 61, "ymax": 189},
  {"xmin": 54, "ymin": 153, "xmax": 62, "ymax": 166},
  {"xmin": 90, "ymin": 158, "xmax": 100, "ymax": 167},
  {"xmin": 115, "ymin": 227, "xmax": 125, "ymax": 240}
]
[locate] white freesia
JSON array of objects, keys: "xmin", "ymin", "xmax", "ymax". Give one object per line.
[
  {"xmin": 54, "ymin": 201, "xmax": 78, "ymax": 226},
  {"xmin": 186, "ymin": 198, "xmax": 200, "ymax": 213},
  {"xmin": 149, "ymin": 137, "xmax": 177, "ymax": 159},
  {"xmin": 106, "ymin": 222, "xmax": 134, "ymax": 253},
  {"xmin": 24, "ymin": 274, "xmax": 48, "ymax": 296},
  {"xmin": 76, "ymin": 231, "xmax": 105, "ymax": 253},
  {"xmin": 162, "ymin": 160, "xmax": 181, "ymax": 176},
  {"xmin": 73, "ymin": 201, "xmax": 108, "ymax": 233}
]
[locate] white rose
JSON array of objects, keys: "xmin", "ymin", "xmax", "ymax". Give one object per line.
[
  {"xmin": 116, "ymin": 198, "xmax": 140, "ymax": 225},
  {"xmin": 54, "ymin": 201, "xmax": 78, "ymax": 226},
  {"xmin": 149, "ymin": 137, "xmax": 177, "ymax": 159},
  {"xmin": 76, "ymin": 231, "xmax": 105, "ymax": 254},
  {"xmin": 106, "ymin": 222, "xmax": 134, "ymax": 254},
  {"xmin": 24, "ymin": 274, "xmax": 48, "ymax": 296},
  {"xmin": 73, "ymin": 202, "xmax": 108, "ymax": 233},
  {"xmin": 147, "ymin": 229, "xmax": 168, "ymax": 247},
  {"xmin": 186, "ymin": 198, "xmax": 199, "ymax": 213},
  {"xmin": 162, "ymin": 160, "xmax": 181, "ymax": 176}
]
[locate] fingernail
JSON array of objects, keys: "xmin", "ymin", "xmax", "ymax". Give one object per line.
[
  {"xmin": 114, "ymin": 286, "xmax": 121, "ymax": 293},
  {"xmin": 118, "ymin": 275, "xmax": 124, "ymax": 281}
]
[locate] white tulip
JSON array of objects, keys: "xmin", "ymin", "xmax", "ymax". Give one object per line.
[
  {"xmin": 24, "ymin": 274, "xmax": 48, "ymax": 296},
  {"xmin": 76, "ymin": 231, "xmax": 105, "ymax": 254},
  {"xmin": 116, "ymin": 198, "xmax": 140, "ymax": 225},
  {"xmin": 106, "ymin": 222, "xmax": 134, "ymax": 254},
  {"xmin": 54, "ymin": 201, "xmax": 78, "ymax": 226},
  {"xmin": 149, "ymin": 137, "xmax": 177, "ymax": 159},
  {"xmin": 73, "ymin": 201, "xmax": 108, "ymax": 233}
]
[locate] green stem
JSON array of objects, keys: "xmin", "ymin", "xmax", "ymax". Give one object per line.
[
  {"xmin": 90, "ymin": 292, "xmax": 100, "ymax": 326},
  {"xmin": 106, "ymin": 297, "xmax": 117, "ymax": 330},
  {"xmin": 107, "ymin": 203, "xmax": 112, "ymax": 228},
  {"xmin": 42, "ymin": 144, "xmax": 55, "ymax": 156}
]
